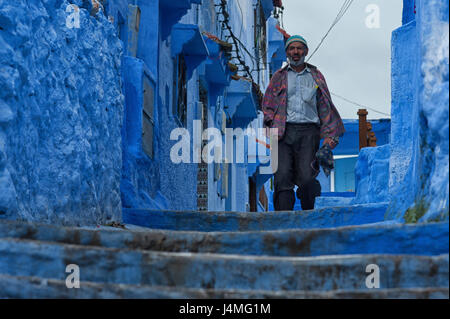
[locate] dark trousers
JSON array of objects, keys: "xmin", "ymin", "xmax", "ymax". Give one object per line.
[{"xmin": 274, "ymin": 123, "xmax": 321, "ymax": 211}]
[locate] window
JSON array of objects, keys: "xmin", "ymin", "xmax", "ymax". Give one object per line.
[
  {"xmin": 173, "ymin": 55, "xmax": 188, "ymax": 127},
  {"xmin": 142, "ymin": 76, "xmax": 155, "ymax": 158}
]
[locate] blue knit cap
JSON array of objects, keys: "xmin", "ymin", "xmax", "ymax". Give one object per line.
[{"xmin": 285, "ymin": 35, "xmax": 308, "ymax": 50}]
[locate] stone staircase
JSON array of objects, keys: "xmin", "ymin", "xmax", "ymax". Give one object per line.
[{"xmin": 0, "ymin": 203, "xmax": 448, "ymax": 299}]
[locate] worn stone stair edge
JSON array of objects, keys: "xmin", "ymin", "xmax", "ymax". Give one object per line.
[
  {"xmin": 0, "ymin": 222, "xmax": 449, "ymax": 256},
  {"xmin": 1, "ymin": 236, "xmax": 448, "ymax": 264},
  {"xmin": 1, "ymin": 213, "xmax": 446, "ymax": 238},
  {"xmin": 1, "ymin": 238, "xmax": 447, "ymax": 291},
  {"xmin": 1, "ymin": 274, "xmax": 448, "ymax": 299},
  {"xmin": 1, "ymin": 202, "xmax": 389, "ymax": 228},
  {"xmin": 0, "ymin": 237, "xmax": 449, "ymax": 261},
  {"xmin": 123, "ymin": 202, "xmax": 389, "ymax": 216},
  {"xmin": 122, "ymin": 203, "xmax": 389, "ymax": 231},
  {"xmin": 0, "ymin": 205, "xmax": 390, "ymax": 236},
  {"xmin": 0, "ymin": 220, "xmax": 448, "ymax": 257}
]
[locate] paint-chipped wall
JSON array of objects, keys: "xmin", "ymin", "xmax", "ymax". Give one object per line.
[
  {"xmin": 352, "ymin": 0, "xmax": 448, "ymax": 220},
  {"xmin": 0, "ymin": 0, "xmax": 124, "ymax": 225},
  {"xmin": 386, "ymin": 0, "xmax": 449, "ymax": 222},
  {"xmin": 353, "ymin": 145, "xmax": 390, "ymax": 204},
  {"xmin": 120, "ymin": 0, "xmax": 169, "ymax": 210}
]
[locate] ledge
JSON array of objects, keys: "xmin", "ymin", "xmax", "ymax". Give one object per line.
[
  {"xmin": 171, "ymin": 24, "xmax": 209, "ymax": 80},
  {"xmin": 171, "ymin": 24, "xmax": 209, "ymax": 57},
  {"xmin": 201, "ymin": 36, "xmax": 233, "ymax": 86},
  {"xmin": 160, "ymin": 0, "xmax": 202, "ymax": 40},
  {"xmin": 225, "ymin": 79, "xmax": 260, "ymax": 129}
]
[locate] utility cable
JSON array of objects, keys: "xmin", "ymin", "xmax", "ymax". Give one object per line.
[
  {"xmin": 331, "ymin": 91, "xmax": 391, "ymax": 117},
  {"xmin": 307, "ymin": 0, "xmax": 354, "ymax": 62}
]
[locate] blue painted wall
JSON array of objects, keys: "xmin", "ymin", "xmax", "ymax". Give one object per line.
[
  {"xmin": 120, "ymin": 0, "xmax": 172, "ymax": 211},
  {"xmin": 120, "ymin": 0, "xmax": 279, "ymax": 213},
  {"xmin": 385, "ymin": 0, "xmax": 449, "ymax": 221},
  {"xmin": 2, "ymin": 0, "xmax": 359, "ymax": 223},
  {"xmin": 335, "ymin": 157, "xmax": 358, "ymax": 192},
  {"xmin": 353, "ymin": 144, "xmax": 390, "ymax": 204},
  {"xmin": 0, "ymin": 0, "xmax": 124, "ymax": 226},
  {"xmin": 335, "ymin": 119, "xmax": 391, "ymax": 156},
  {"xmin": 318, "ymin": 119, "xmax": 391, "ymax": 194},
  {"xmin": 354, "ymin": 0, "xmax": 449, "ymax": 221}
]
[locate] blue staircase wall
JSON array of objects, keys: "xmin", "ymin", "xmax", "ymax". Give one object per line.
[
  {"xmin": 0, "ymin": 0, "xmax": 125, "ymax": 226},
  {"xmin": 385, "ymin": 0, "xmax": 449, "ymax": 222}
]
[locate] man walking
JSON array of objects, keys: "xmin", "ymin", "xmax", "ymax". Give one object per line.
[{"xmin": 263, "ymin": 35, "xmax": 345, "ymax": 211}]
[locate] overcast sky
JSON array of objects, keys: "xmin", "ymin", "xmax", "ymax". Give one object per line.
[{"xmin": 281, "ymin": 0, "xmax": 403, "ymax": 119}]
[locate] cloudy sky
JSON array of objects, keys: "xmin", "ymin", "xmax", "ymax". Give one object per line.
[{"xmin": 281, "ymin": 0, "xmax": 403, "ymax": 119}]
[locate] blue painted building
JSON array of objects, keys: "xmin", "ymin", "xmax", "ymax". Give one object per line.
[
  {"xmin": 352, "ymin": 0, "xmax": 449, "ymax": 222},
  {"xmin": 0, "ymin": 0, "xmax": 286, "ymax": 225},
  {"xmin": 0, "ymin": 0, "xmax": 125, "ymax": 226},
  {"xmin": 1, "ymin": 0, "xmax": 445, "ymax": 224},
  {"xmin": 0, "ymin": 0, "xmax": 448, "ymax": 300},
  {"xmin": 118, "ymin": 0, "xmax": 282, "ymax": 215},
  {"xmin": 108, "ymin": 0, "xmax": 284, "ymax": 214}
]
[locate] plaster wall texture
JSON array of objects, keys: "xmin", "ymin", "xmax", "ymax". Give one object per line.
[
  {"xmin": 354, "ymin": 0, "xmax": 448, "ymax": 221},
  {"xmin": 412, "ymin": 0, "xmax": 449, "ymax": 221},
  {"xmin": 120, "ymin": 56, "xmax": 165, "ymax": 210},
  {"xmin": 122, "ymin": 0, "xmax": 207, "ymax": 212},
  {"xmin": 353, "ymin": 145, "xmax": 390, "ymax": 205},
  {"xmin": 0, "ymin": 0, "xmax": 123, "ymax": 225},
  {"xmin": 119, "ymin": 0, "xmax": 170, "ymax": 211},
  {"xmin": 388, "ymin": 20, "xmax": 418, "ymax": 210},
  {"xmin": 386, "ymin": 0, "xmax": 449, "ymax": 222},
  {"xmin": 157, "ymin": 33, "xmax": 198, "ymax": 211},
  {"xmin": 166, "ymin": 0, "xmax": 269, "ymax": 212}
]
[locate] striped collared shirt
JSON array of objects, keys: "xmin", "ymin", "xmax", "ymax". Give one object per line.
[{"xmin": 286, "ymin": 65, "xmax": 320, "ymax": 124}]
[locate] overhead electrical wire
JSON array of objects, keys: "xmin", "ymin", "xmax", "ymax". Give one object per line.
[
  {"xmin": 331, "ymin": 91, "xmax": 391, "ymax": 117},
  {"xmin": 279, "ymin": 0, "xmax": 386, "ymax": 117},
  {"xmin": 223, "ymin": 0, "xmax": 386, "ymax": 117},
  {"xmin": 307, "ymin": 0, "xmax": 354, "ymax": 62}
]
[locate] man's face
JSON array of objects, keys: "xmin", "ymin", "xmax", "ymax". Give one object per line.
[{"xmin": 287, "ymin": 42, "xmax": 308, "ymax": 62}]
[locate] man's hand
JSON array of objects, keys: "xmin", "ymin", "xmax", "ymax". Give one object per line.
[{"xmin": 323, "ymin": 137, "xmax": 337, "ymax": 149}]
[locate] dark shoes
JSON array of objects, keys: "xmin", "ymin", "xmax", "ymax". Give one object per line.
[{"xmin": 274, "ymin": 179, "xmax": 322, "ymax": 211}]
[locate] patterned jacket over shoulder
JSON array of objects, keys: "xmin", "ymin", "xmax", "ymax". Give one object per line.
[{"xmin": 262, "ymin": 63, "xmax": 345, "ymax": 140}]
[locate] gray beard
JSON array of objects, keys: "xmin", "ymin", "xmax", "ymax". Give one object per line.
[{"xmin": 288, "ymin": 56, "xmax": 305, "ymax": 67}]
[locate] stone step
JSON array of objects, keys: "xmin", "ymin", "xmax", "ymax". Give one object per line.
[
  {"xmin": 314, "ymin": 196, "xmax": 354, "ymax": 209},
  {"xmin": 1, "ymin": 219, "xmax": 447, "ymax": 257},
  {"xmin": 0, "ymin": 238, "xmax": 447, "ymax": 291},
  {"xmin": 0, "ymin": 274, "xmax": 448, "ymax": 299},
  {"xmin": 123, "ymin": 202, "xmax": 388, "ymax": 232}
]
